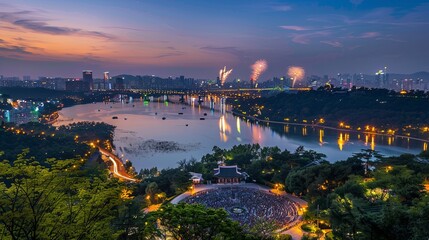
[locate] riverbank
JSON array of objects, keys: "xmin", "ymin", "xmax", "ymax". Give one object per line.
[{"xmin": 231, "ymin": 110, "xmax": 429, "ymax": 144}]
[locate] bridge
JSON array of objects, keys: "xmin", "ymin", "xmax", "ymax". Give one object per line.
[{"xmin": 126, "ymin": 87, "xmax": 311, "ymax": 98}]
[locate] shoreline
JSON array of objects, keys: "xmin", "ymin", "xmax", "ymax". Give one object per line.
[{"xmin": 231, "ymin": 110, "xmax": 429, "ymax": 144}]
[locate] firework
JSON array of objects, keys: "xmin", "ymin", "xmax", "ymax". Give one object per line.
[
  {"xmin": 219, "ymin": 66, "xmax": 233, "ymax": 86},
  {"xmin": 250, "ymin": 59, "xmax": 268, "ymax": 86},
  {"xmin": 287, "ymin": 66, "xmax": 305, "ymax": 87}
]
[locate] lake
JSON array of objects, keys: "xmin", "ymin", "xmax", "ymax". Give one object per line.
[{"xmin": 55, "ymin": 96, "xmax": 426, "ymax": 171}]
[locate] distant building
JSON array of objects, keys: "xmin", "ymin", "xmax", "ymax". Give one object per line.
[
  {"xmin": 103, "ymin": 72, "xmax": 110, "ymax": 90},
  {"xmin": 115, "ymin": 77, "xmax": 125, "ymax": 90},
  {"xmin": 66, "ymin": 80, "xmax": 88, "ymax": 92},
  {"xmin": 82, "ymin": 70, "xmax": 93, "ymax": 91},
  {"xmin": 375, "ymin": 67, "xmax": 389, "ymax": 88},
  {"xmin": 213, "ymin": 165, "xmax": 245, "ymax": 184},
  {"xmin": 189, "ymin": 172, "xmax": 204, "ymax": 184},
  {"xmin": 5, "ymin": 101, "xmax": 39, "ymax": 125}
]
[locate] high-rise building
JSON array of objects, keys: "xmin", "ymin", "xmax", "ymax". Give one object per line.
[
  {"xmin": 103, "ymin": 71, "xmax": 109, "ymax": 81},
  {"xmin": 375, "ymin": 67, "xmax": 389, "ymax": 89},
  {"xmin": 103, "ymin": 72, "xmax": 110, "ymax": 90},
  {"xmin": 115, "ymin": 77, "xmax": 125, "ymax": 90},
  {"xmin": 82, "ymin": 70, "xmax": 93, "ymax": 91}
]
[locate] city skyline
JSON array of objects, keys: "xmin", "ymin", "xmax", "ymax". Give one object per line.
[{"xmin": 1, "ymin": 0, "xmax": 429, "ymax": 78}]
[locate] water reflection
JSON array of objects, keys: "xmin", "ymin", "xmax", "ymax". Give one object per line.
[
  {"xmin": 338, "ymin": 133, "xmax": 344, "ymax": 151},
  {"xmin": 319, "ymin": 129, "xmax": 324, "ymax": 145},
  {"xmin": 388, "ymin": 136, "xmax": 394, "ymax": 146},
  {"xmin": 284, "ymin": 125, "xmax": 289, "ymax": 133},
  {"xmin": 56, "ymin": 98, "xmax": 425, "ymax": 170},
  {"xmin": 219, "ymin": 115, "xmax": 231, "ymax": 142},
  {"xmin": 252, "ymin": 124, "xmax": 263, "ymax": 143}
]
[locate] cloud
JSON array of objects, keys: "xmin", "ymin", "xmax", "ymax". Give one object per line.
[
  {"xmin": 358, "ymin": 32, "xmax": 380, "ymax": 38},
  {"xmin": 273, "ymin": 5, "xmax": 292, "ymax": 12},
  {"xmin": 0, "ymin": 45, "xmax": 33, "ymax": 55},
  {"xmin": 320, "ymin": 40, "xmax": 343, "ymax": 48},
  {"xmin": 279, "ymin": 25, "xmax": 309, "ymax": 31},
  {"xmin": 0, "ymin": 11, "xmax": 115, "ymax": 39},
  {"xmin": 152, "ymin": 51, "xmax": 185, "ymax": 59},
  {"xmin": 344, "ymin": 32, "xmax": 381, "ymax": 39},
  {"xmin": 291, "ymin": 31, "xmax": 331, "ymax": 44},
  {"xmin": 200, "ymin": 46, "xmax": 242, "ymax": 56}
]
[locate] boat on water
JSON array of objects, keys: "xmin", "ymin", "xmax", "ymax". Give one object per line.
[
  {"xmin": 203, "ymin": 113, "xmax": 207, "ymax": 116},
  {"xmin": 162, "ymin": 117, "xmax": 166, "ymax": 120},
  {"xmin": 178, "ymin": 112, "xmax": 184, "ymax": 115}
]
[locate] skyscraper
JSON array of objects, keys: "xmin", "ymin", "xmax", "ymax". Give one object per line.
[
  {"xmin": 82, "ymin": 70, "xmax": 93, "ymax": 91},
  {"xmin": 375, "ymin": 67, "xmax": 389, "ymax": 89},
  {"xmin": 103, "ymin": 72, "xmax": 110, "ymax": 90}
]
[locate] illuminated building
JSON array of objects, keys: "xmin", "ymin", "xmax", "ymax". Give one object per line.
[
  {"xmin": 103, "ymin": 72, "xmax": 110, "ymax": 90},
  {"xmin": 375, "ymin": 67, "xmax": 389, "ymax": 88},
  {"xmin": 213, "ymin": 165, "xmax": 246, "ymax": 183},
  {"xmin": 82, "ymin": 70, "xmax": 93, "ymax": 91}
]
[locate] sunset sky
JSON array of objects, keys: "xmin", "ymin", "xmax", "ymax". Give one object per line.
[{"xmin": 1, "ymin": 0, "xmax": 428, "ymax": 79}]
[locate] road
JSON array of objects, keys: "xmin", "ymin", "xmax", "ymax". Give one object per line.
[{"xmin": 98, "ymin": 147, "xmax": 138, "ymax": 182}]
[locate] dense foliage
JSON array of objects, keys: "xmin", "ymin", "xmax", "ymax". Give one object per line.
[
  {"xmin": 0, "ymin": 122, "xmax": 114, "ymax": 163},
  {"xmin": 233, "ymin": 88, "xmax": 429, "ymax": 137},
  {"xmin": 0, "ymin": 150, "xmax": 132, "ymax": 239},
  {"xmin": 187, "ymin": 144, "xmax": 429, "ymax": 239}
]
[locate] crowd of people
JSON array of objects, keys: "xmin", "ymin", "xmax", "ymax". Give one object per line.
[{"xmin": 184, "ymin": 187, "xmax": 300, "ymax": 228}]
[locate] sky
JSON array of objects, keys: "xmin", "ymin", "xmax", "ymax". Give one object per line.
[{"xmin": 0, "ymin": 0, "xmax": 429, "ymax": 80}]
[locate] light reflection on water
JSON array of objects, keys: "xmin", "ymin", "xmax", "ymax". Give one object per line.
[{"xmin": 56, "ymin": 97, "xmax": 425, "ymax": 170}]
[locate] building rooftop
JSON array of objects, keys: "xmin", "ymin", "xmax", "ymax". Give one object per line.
[{"xmin": 214, "ymin": 165, "xmax": 243, "ymax": 178}]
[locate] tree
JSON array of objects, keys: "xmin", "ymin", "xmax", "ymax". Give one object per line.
[
  {"xmin": 0, "ymin": 150, "xmax": 126, "ymax": 240},
  {"xmin": 151, "ymin": 203, "xmax": 251, "ymax": 240},
  {"xmin": 145, "ymin": 182, "xmax": 160, "ymax": 204}
]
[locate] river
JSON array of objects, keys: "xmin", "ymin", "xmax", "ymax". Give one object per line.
[{"xmin": 55, "ymin": 96, "xmax": 426, "ymax": 171}]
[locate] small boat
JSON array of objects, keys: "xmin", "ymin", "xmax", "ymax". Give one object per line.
[
  {"xmin": 200, "ymin": 118, "xmax": 205, "ymax": 120},
  {"xmin": 203, "ymin": 113, "xmax": 207, "ymax": 116},
  {"xmin": 185, "ymin": 124, "xmax": 189, "ymax": 126},
  {"xmin": 178, "ymin": 112, "xmax": 184, "ymax": 115},
  {"xmin": 162, "ymin": 117, "xmax": 166, "ymax": 120},
  {"xmin": 112, "ymin": 116, "xmax": 118, "ymax": 119}
]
